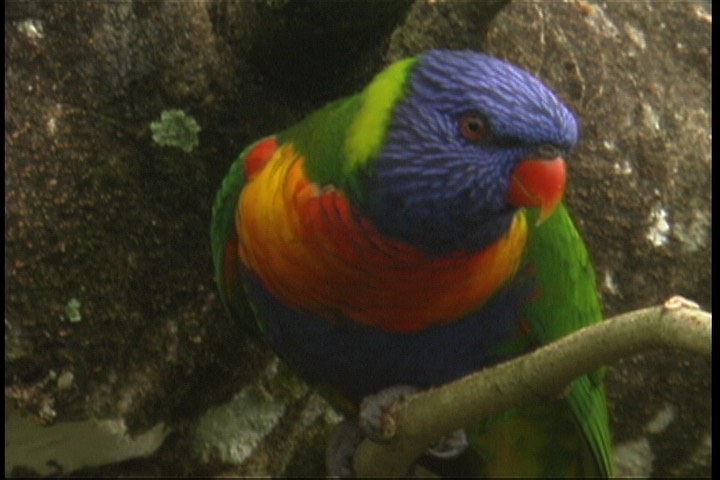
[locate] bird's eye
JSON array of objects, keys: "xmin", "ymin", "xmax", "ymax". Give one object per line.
[{"xmin": 459, "ymin": 113, "xmax": 488, "ymax": 142}]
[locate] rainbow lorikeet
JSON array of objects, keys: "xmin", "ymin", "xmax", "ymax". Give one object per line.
[{"xmin": 211, "ymin": 50, "xmax": 612, "ymax": 477}]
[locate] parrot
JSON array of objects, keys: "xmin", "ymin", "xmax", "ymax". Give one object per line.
[{"xmin": 211, "ymin": 49, "xmax": 612, "ymax": 477}]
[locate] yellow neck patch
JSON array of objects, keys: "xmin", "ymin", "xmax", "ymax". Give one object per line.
[{"xmin": 344, "ymin": 57, "xmax": 417, "ymax": 172}]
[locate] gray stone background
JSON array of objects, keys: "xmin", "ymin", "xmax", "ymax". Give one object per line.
[{"xmin": 5, "ymin": 0, "xmax": 711, "ymax": 476}]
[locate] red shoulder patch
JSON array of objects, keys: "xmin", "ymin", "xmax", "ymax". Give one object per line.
[{"xmin": 245, "ymin": 137, "xmax": 279, "ymax": 179}]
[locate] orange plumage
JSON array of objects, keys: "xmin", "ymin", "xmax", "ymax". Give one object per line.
[{"xmin": 237, "ymin": 143, "xmax": 529, "ymax": 332}]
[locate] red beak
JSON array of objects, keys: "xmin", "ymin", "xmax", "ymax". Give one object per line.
[{"xmin": 507, "ymin": 156, "xmax": 566, "ymax": 224}]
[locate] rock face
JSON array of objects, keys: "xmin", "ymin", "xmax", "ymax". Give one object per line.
[
  {"xmin": 6, "ymin": 0, "xmax": 266, "ymax": 439},
  {"xmin": 5, "ymin": 0, "xmax": 710, "ymax": 477}
]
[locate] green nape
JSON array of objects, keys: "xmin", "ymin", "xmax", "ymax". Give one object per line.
[
  {"xmin": 278, "ymin": 57, "xmax": 417, "ymax": 201},
  {"xmin": 344, "ymin": 57, "xmax": 417, "ymax": 172}
]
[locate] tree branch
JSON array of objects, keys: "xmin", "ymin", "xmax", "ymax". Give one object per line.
[{"xmin": 352, "ymin": 296, "xmax": 712, "ymax": 477}]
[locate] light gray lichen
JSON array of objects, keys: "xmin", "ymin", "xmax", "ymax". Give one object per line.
[
  {"xmin": 150, "ymin": 109, "xmax": 201, "ymax": 153},
  {"xmin": 64, "ymin": 298, "xmax": 82, "ymax": 323}
]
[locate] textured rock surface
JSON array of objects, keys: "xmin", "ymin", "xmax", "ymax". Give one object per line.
[{"xmin": 6, "ymin": 0, "xmax": 710, "ymax": 476}]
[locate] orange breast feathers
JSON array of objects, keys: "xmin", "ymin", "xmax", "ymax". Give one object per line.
[{"xmin": 236, "ymin": 143, "xmax": 529, "ymax": 332}]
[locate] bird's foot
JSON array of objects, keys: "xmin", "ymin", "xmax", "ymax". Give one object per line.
[
  {"xmin": 359, "ymin": 384, "xmax": 419, "ymax": 443},
  {"xmin": 329, "ymin": 385, "xmax": 466, "ymax": 476},
  {"xmin": 360, "ymin": 384, "xmax": 468, "ymax": 459},
  {"xmin": 326, "ymin": 386, "xmax": 418, "ymax": 477}
]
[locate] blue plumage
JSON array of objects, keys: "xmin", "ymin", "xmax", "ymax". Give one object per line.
[
  {"xmin": 359, "ymin": 50, "xmax": 578, "ymax": 255},
  {"xmin": 247, "ymin": 270, "xmax": 534, "ymax": 404}
]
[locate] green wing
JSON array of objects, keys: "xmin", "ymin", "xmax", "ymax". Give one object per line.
[
  {"xmin": 466, "ymin": 205, "xmax": 612, "ymax": 477},
  {"xmin": 523, "ymin": 204, "xmax": 613, "ymax": 477},
  {"xmin": 210, "ymin": 138, "xmax": 264, "ymax": 336}
]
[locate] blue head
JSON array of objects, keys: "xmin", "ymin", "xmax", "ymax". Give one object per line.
[{"xmin": 359, "ymin": 50, "xmax": 579, "ymax": 255}]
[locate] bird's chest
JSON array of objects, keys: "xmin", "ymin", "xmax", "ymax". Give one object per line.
[{"xmin": 237, "ymin": 149, "xmax": 529, "ymax": 332}]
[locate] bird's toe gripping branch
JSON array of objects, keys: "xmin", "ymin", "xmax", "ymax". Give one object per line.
[
  {"xmin": 359, "ymin": 384, "xmax": 419, "ymax": 442},
  {"xmin": 359, "ymin": 384, "xmax": 468, "ymax": 458},
  {"xmin": 326, "ymin": 386, "xmax": 420, "ymax": 477}
]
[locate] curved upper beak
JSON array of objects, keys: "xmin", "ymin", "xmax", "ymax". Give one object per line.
[{"xmin": 507, "ymin": 155, "xmax": 567, "ymax": 225}]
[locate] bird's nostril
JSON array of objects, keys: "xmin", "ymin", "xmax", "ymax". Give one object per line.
[{"xmin": 536, "ymin": 144, "xmax": 562, "ymax": 159}]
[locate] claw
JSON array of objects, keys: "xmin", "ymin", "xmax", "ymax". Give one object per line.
[{"xmin": 427, "ymin": 429, "xmax": 469, "ymax": 459}]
